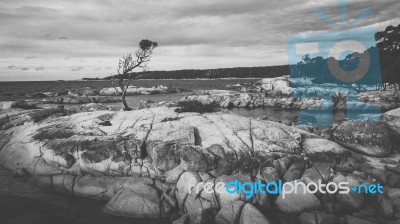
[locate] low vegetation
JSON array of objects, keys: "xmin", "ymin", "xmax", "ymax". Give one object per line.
[{"xmin": 175, "ymin": 101, "xmax": 217, "ymax": 113}]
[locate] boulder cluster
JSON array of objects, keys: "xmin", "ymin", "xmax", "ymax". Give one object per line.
[
  {"xmin": 99, "ymin": 85, "xmax": 185, "ymax": 96},
  {"xmin": 22, "ymin": 87, "xmax": 121, "ymax": 105},
  {"xmin": 180, "ymin": 90, "xmax": 329, "ymax": 110},
  {"xmin": 1, "ymin": 105, "xmax": 400, "ymax": 224},
  {"xmin": 181, "ymin": 76, "xmax": 400, "ymax": 112}
]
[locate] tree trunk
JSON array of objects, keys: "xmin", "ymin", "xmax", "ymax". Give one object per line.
[{"xmin": 121, "ymin": 92, "xmax": 131, "ymax": 111}]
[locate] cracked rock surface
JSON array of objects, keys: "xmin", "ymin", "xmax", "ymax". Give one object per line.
[{"xmin": 1, "ymin": 106, "xmax": 400, "ymax": 224}]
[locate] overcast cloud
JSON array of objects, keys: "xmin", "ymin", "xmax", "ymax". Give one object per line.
[{"xmin": 0, "ymin": 0, "xmax": 399, "ymax": 81}]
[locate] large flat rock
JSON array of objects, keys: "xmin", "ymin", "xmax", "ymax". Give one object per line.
[{"xmin": 0, "ymin": 107, "xmax": 309, "ymax": 178}]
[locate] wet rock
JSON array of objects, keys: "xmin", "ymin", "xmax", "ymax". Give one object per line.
[
  {"xmin": 275, "ymin": 181, "xmax": 321, "ymax": 214},
  {"xmin": 333, "ymin": 121, "xmax": 396, "ymax": 157},
  {"xmin": 239, "ymin": 203, "xmax": 271, "ymax": 224}
]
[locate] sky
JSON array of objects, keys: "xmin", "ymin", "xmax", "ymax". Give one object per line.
[{"xmin": 0, "ymin": 0, "xmax": 399, "ymax": 81}]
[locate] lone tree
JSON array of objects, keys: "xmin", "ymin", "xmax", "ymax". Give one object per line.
[{"xmin": 112, "ymin": 39, "xmax": 158, "ymax": 110}]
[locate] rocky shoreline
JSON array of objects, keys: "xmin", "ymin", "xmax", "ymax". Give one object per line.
[
  {"xmin": 1, "ymin": 85, "xmax": 186, "ymax": 110},
  {"xmin": 1, "ymin": 104, "xmax": 400, "ymax": 224},
  {"xmin": 179, "ymin": 76, "xmax": 400, "ymax": 112},
  {"xmin": 99, "ymin": 85, "xmax": 186, "ymax": 96}
]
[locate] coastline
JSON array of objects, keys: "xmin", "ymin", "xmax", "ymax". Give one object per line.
[{"xmin": 0, "ymin": 77, "xmax": 264, "ymax": 82}]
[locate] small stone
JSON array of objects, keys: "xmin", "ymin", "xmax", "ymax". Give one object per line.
[
  {"xmin": 283, "ymin": 162, "xmax": 306, "ymax": 182},
  {"xmin": 275, "ymin": 181, "xmax": 321, "ymax": 214},
  {"xmin": 239, "ymin": 203, "xmax": 271, "ymax": 224},
  {"xmin": 302, "ymin": 138, "xmax": 349, "ymax": 162}
]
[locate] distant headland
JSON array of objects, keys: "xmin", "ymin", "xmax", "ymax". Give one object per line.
[{"xmin": 82, "ymin": 65, "xmax": 290, "ymax": 80}]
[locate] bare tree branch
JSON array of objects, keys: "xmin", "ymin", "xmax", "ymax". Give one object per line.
[{"xmin": 111, "ymin": 39, "xmax": 158, "ymax": 111}]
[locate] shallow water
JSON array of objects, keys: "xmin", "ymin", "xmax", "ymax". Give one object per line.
[
  {"xmin": 0, "ymin": 167, "xmax": 167, "ymax": 224},
  {"xmin": 0, "ymin": 79, "xmax": 254, "ymax": 101}
]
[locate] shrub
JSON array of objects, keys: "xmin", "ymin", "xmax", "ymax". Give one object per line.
[{"xmin": 175, "ymin": 101, "xmax": 217, "ymax": 113}]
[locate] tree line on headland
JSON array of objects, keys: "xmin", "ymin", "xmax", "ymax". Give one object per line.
[
  {"xmin": 291, "ymin": 24, "xmax": 400, "ymax": 89},
  {"xmin": 85, "ymin": 24, "xmax": 399, "ymax": 88},
  {"xmin": 93, "ymin": 65, "xmax": 290, "ymax": 80}
]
